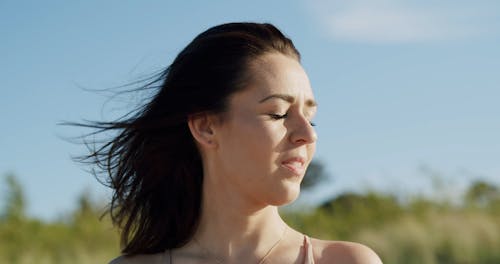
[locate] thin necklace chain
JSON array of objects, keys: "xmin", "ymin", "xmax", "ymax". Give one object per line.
[{"xmin": 193, "ymin": 226, "xmax": 288, "ymax": 264}]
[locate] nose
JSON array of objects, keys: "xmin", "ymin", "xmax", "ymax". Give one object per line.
[{"xmin": 289, "ymin": 115, "xmax": 317, "ymax": 145}]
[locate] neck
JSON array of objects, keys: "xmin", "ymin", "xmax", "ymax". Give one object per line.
[{"xmin": 191, "ymin": 171, "xmax": 287, "ymax": 262}]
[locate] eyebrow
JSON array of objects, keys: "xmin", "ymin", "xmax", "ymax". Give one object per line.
[{"xmin": 259, "ymin": 93, "xmax": 318, "ymax": 107}]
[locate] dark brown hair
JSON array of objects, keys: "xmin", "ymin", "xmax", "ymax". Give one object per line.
[{"xmin": 80, "ymin": 22, "xmax": 300, "ymax": 255}]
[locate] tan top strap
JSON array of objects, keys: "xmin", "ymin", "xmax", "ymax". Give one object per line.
[{"xmin": 303, "ymin": 236, "xmax": 315, "ymax": 264}]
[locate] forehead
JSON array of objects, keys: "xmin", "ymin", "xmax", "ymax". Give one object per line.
[{"xmin": 242, "ymin": 53, "xmax": 314, "ymax": 101}]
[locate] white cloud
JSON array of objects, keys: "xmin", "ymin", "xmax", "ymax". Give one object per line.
[{"xmin": 306, "ymin": 0, "xmax": 496, "ymax": 44}]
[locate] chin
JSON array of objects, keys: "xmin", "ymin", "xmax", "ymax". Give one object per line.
[{"xmin": 268, "ymin": 184, "xmax": 301, "ymax": 206}]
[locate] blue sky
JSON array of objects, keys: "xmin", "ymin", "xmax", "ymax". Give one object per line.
[{"xmin": 1, "ymin": 0, "xmax": 499, "ymax": 220}]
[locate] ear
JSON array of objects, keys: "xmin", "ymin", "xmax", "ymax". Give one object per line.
[{"xmin": 187, "ymin": 113, "xmax": 218, "ymax": 149}]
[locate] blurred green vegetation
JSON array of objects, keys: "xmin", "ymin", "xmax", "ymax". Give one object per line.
[
  {"xmin": 1, "ymin": 171, "xmax": 499, "ymax": 264},
  {"xmin": 284, "ymin": 180, "xmax": 500, "ymax": 264},
  {"xmin": 0, "ymin": 173, "xmax": 120, "ymax": 264}
]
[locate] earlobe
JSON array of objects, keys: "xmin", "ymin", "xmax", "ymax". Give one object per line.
[{"xmin": 187, "ymin": 113, "xmax": 218, "ymax": 148}]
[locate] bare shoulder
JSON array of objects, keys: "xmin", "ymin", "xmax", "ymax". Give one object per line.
[
  {"xmin": 311, "ymin": 238, "xmax": 383, "ymax": 264},
  {"xmin": 108, "ymin": 252, "xmax": 165, "ymax": 264}
]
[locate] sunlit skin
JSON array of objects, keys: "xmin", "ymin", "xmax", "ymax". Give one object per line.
[
  {"xmin": 112, "ymin": 53, "xmax": 382, "ymax": 263},
  {"xmin": 204, "ymin": 53, "xmax": 318, "ymax": 209}
]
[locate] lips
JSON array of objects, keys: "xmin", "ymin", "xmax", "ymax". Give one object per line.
[{"xmin": 281, "ymin": 157, "xmax": 306, "ymax": 176}]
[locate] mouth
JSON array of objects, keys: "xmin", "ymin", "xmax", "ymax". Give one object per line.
[{"xmin": 280, "ymin": 157, "xmax": 306, "ymax": 176}]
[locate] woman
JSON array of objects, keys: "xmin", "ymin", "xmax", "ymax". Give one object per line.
[{"xmin": 85, "ymin": 22, "xmax": 381, "ymax": 263}]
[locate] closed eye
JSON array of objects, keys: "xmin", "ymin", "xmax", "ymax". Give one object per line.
[
  {"xmin": 268, "ymin": 113, "xmax": 288, "ymax": 120},
  {"xmin": 269, "ymin": 113, "xmax": 316, "ymax": 127}
]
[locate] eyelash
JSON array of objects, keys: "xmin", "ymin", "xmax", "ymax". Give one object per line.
[
  {"xmin": 269, "ymin": 113, "xmax": 288, "ymax": 120},
  {"xmin": 268, "ymin": 113, "xmax": 316, "ymax": 127}
]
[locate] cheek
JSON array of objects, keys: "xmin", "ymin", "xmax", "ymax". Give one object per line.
[
  {"xmin": 221, "ymin": 119, "xmax": 282, "ymax": 174},
  {"xmin": 308, "ymin": 142, "xmax": 316, "ymax": 158},
  {"xmin": 235, "ymin": 120, "xmax": 277, "ymax": 161}
]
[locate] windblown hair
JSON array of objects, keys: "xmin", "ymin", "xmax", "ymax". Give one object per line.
[{"xmin": 79, "ymin": 22, "xmax": 300, "ymax": 255}]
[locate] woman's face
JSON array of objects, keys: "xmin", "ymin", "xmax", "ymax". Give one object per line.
[{"xmin": 211, "ymin": 53, "xmax": 317, "ymax": 206}]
